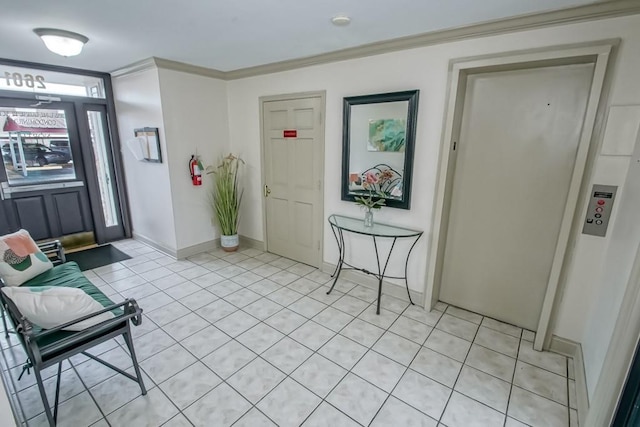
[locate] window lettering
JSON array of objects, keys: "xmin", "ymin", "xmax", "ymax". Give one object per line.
[{"xmin": 3, "ymin": 71, "xmax": 46, "ymax": 89}]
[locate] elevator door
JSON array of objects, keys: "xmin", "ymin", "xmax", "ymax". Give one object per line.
[{"xmin": 439, "ymin": 64, "xmax": 594, "ymax": 330}]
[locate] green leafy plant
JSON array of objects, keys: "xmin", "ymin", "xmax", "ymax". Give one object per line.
[
  {"xmin": 355, "ymin": 193, "xmax": 386, "ymax": 210},
  {"xmin": 207, "ymin": 154, "xmax": 244, "ymax": 236}
]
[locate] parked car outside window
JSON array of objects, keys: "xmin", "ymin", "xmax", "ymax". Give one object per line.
[
  {"xmin": 49, "ymin": 140, "xmax": 71, "ymax": 156},
  {"xmin": 1, "ymin": 143, "xmax": 71, "ymax": 166}
]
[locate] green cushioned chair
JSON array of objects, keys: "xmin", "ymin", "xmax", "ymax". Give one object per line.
[{"xmin": 0, "ymin": 241, "xmax": 146, "ymax": 427}]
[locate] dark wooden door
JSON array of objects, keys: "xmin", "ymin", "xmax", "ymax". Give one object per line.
[{"xmin": 79, "ymin": 104, "xmax": 127, "ymax": 243}]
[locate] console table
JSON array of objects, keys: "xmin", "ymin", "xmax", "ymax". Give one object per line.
[{"xmin": 327, "ymin": 214, "xmax": 423, "ymax": 314}]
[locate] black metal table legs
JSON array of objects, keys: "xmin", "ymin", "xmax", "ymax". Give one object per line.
[
  {"xmin": 326, "ymin": 223, "xmax": 420, "ymax": 314},
  {"xmin": 326, "ymin": 225, "xmax": 345, "ymax": 296}
]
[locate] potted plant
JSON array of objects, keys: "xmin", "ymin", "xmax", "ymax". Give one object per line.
[{"xmin": 207, "ymin": 154, "xmax": 244, "ymax": 251}]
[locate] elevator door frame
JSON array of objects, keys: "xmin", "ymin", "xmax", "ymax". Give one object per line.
[{"xmin": 425, "ymin": 41, "xmax": 615, "ymax": 352}]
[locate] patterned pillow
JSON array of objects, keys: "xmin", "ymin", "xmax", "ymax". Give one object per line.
[
  {"xmin": 0, "ymin": 229, "xmax": 53, "ymax": 286},
  {"xmin": 1, "ymin": 286, "xmax": 114, "ymax": 331}
]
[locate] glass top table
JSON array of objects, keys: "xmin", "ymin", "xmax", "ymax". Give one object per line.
[
  {"xmin": 326, "ymin": 214, "xmax": 423, "ymax": 314},
  {"xmin": 328, "ymin": 214, "xmax": 422, "ymax": 238}
]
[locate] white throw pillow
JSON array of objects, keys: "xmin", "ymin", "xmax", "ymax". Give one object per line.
[
  {"xmin": 1, "ymin": 286, "xmax": 114, "ymax": 331},
  {"xmin": 0, "ymin": 229, "xmax": 53, "ymax": 286}
]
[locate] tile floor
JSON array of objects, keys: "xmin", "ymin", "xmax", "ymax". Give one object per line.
[{"xmin": 0, "ymin": 239, "xmax": 579, "ymax": 427}]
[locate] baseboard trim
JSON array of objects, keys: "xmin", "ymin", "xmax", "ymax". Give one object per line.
[
  {"xmin": 132, "ymin": 232, "xmax": 178, "ymax": 258},
  {"xmin": 132, "ymin": 233, "xmax": 267, "ymax": 259},
  {"xmin": 321, "ymin": 261, "xmax": 424, "ymax": 304},
  {"xmin": 550, "ymin": 336, "xmax": 589, "ymax": 426},
  {"xmin": 176, "ymin": 239, "xmax": 220, "ymax": 259},
  {"xmin": 574, "ymin": 344, "xmax": 589, "ymax": 427},
  {"xmin": 239, "ymin": 235, "xmax": 265, "ymax": 251},
  {"xmin": 549, "ymin": 336, "xmax": 578, "ymax": 358}
]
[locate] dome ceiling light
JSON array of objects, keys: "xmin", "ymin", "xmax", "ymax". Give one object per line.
[
  {"xmin": 33, "ymin": 28, "xmax": 89, "ymax": 57},
  {"xmin": 331, "ymin": 15, "xmax": 351, "ymax": 26}
]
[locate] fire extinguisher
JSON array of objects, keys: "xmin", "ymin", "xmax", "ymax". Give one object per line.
[{"xmin": 189, "ymin": 155, "xmax": 203, "ymax": 186}]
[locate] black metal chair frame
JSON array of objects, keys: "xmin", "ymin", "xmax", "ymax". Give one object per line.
[{"xmin": 0, "ymin": 241, "xmax": 147, "ymax": 426}]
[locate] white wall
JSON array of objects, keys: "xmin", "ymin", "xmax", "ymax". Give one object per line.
[
  {"xmin": 228, "ymin": 53, "xmax": 443, "ymax": 293},
  {"xmin": 113, "ymin": 67, "xmax": 229, "ymax": 255},
  {"xmin": 581, "ymin": 129, "xmax": 640, "ymax": 398},
  {"xmin": 112, "ymin": 68, "xmax": 177, "ymax": 251},
  {"xmin": 226, "ymin": 14, "xmax": 640, "ymax": 351},
  {"xmin": 158, "ymin": 69, "xmax": 230, "ymax": 250},
  {"xmin": 111, "ymin": 12, "xmax": 640, "ymax": 404},
  {"xmin": 553, "ymin": 26, "xmax": 640, "ymax": 341}
]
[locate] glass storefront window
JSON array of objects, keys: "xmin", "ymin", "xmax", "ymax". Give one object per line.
[
  {"xmin": 0, "ymin": 107, "xmax": 77, "ymax": 185},
  {"xmin": 0, "ymin": 64, "xmax": 105, "ymax": 98}
]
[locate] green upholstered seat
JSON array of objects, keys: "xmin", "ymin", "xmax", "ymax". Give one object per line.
[
  {"xmin": 0, "ymin": 243, "xmax": 147, "ymax": 427},
  {"xmin": 20, "ymin": 261, "xmax": 123, "ymax": 350},
  {"xmin": 22, "ymin": 262, "xmax": 114, "ymax": 308}
]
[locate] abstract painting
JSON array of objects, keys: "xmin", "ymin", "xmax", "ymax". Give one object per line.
[{"xmin": 367, "ymin": 119, "xmax": 406, "ymax": 152}]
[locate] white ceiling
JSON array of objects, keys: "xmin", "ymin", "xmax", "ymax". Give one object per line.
[{"xmin": 1, "ymin": 0, "xmax": 599, "ymax": 73}]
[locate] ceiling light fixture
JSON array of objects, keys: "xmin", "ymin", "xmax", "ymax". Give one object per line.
[
  {"xmin": 331, "ymin": 15, "xmax": 351, "ymax": 26},
  {"xmin": 33, "ymin": 28, "xmax": 89, "ymax": 57}
]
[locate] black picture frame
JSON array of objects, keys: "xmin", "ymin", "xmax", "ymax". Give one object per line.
[
  {"xmin": 341, "ymin": 90, "xmax": 419, "ymax": 210},
  {"xmin": 133, "ymin": 127, "xmax": 162, "ymax": 163}
]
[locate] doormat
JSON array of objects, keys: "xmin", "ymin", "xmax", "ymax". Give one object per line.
[{"xmin": 65, "ymin": 244, "xmax": 131, "ymax": 271}]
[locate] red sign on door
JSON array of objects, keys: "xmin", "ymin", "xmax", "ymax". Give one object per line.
[{"xmin": 283, "ymin": 129, "xmax": 297, "ymax": 138}]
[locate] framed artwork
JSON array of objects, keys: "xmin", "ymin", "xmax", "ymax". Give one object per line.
[
  {"xmin": 341, "ymin": 90, "xmax": 420, "ymax": 210},
  {"xmin": 368, "ymin": 118, "xmax": 407, "ymax": 152},
  {"xmin": 133, "ymin": 127, "xmax": 162, "ymax": 163}
]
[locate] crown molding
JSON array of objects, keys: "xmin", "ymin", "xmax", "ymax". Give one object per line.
[
  {"xmin": 110, "ymin": 57, "xmax": 157, "ymax": 78},
  {"xmin": 225, "ymin": 0, "xmax": 640, "ymax": 80},
  {"xmin": 111, "ymin": 0, "xmax": 640, "ymax": 81},
  {"xmin": 152, "ymin": 57, "xmax": 227, "ymax": 80},
  {"xmin": 110, "ymin": 57, "xmax": 227, "ymax": 79}
]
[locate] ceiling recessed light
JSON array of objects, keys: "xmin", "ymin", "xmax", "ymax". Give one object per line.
[
  {"xmin": 331, "ymin": 15, "xmax": 351, "ymax": 26},
  {"xmin": 33, "ymin": 28, "xmax": 89, "ymax": 57}
]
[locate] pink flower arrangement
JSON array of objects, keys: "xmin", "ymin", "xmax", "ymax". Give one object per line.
[
  {"xmin": 363, "ymin": 171, "xmax": 379, "ymax": 187},
  {"xmin": 356, "ymin": 171, "xmax": 387, "ymax": 210}
]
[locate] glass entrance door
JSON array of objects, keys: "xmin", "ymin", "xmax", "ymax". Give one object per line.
[
  {"xmin": 80, "ymin": 104, "xmax": 126, "ymax": 242},
  {"xmin": 0, "ymin": 98, "xmax": 94, "ymax": 241},
  {"xmin": 0, "ymin": 59, "xmax": 130, "ymax": 245}
]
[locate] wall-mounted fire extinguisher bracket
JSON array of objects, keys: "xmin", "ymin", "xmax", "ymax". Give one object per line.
[{"xmin": 189, "ymin": 155, "xmax": 203, "ymax": 186}]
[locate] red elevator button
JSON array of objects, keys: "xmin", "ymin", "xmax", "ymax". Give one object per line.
[{"xmin": 597, "ymin": 200, "xmax": 606, "ymax": 206}]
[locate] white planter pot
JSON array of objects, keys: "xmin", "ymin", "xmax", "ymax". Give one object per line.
[{"xmin": 220, "ymin": 234, "xmax": 239, "ymax": 252}]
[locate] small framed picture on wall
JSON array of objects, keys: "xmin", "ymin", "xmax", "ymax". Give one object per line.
[{"xmin": 134, "ymin": 127, "xmax": 162, "ymax": 163}]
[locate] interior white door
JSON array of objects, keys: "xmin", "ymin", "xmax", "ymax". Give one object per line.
[
  {"xmin": 263, "ymin": 96, "xmax": 323, "ymax": 266},
  {"xmin": 439, "ymin": 64, "xmax": 594, "ymax": 330}
]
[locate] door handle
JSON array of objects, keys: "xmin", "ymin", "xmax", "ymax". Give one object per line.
[{"xmin": 264, "ymin": 185, "xmax": 271, "ymax": 197}]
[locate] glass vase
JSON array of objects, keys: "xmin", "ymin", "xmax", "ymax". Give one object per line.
[{"xmin": 364, "ymin": 209, "xmax": 374, "ymax": 227}]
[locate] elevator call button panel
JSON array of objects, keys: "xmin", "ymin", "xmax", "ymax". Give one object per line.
[{"xmin": 582, "ymin": 184, "xmax": 617, "ymax": 237}]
